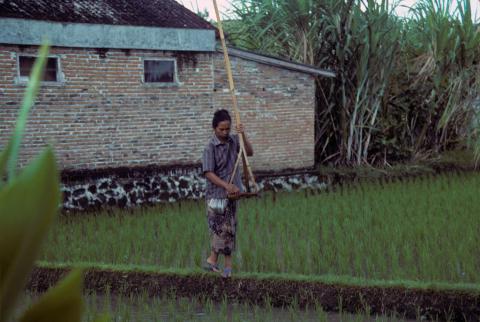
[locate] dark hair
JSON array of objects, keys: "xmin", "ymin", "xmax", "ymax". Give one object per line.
[{"xmin": 212, "ymin": 109, "xmax": 231, "ymax": 128}]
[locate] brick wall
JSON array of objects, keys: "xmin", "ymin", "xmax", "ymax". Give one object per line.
[
  {"xmin": 0, "ymin": 45, "xmax": 315, "ymax": 171},
  {"xmin": 213, "ymin": 54, "xmax": 315, "ymax": 170}
]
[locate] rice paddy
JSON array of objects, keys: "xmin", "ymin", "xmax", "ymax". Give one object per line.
[
  {"xmin": 40, "ymin": 172, "xmax": 480, "ymax": 285},
  {"xmin": 18, "ymin": 291, "xmax": 415, "ymax": 322}
]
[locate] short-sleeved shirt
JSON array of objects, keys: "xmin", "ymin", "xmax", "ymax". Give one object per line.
[{"xmin": 202, "ymin": 134, "xmax": 243, "ymax": 199}]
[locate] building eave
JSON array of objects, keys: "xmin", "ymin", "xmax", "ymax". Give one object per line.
[
  {"xmin": 220, "ymin": 46, "xmax": 336, "ymax": 78},
  {"xmin": 0, "ymin": 18, "xmax": 216, "ymax": 52}
]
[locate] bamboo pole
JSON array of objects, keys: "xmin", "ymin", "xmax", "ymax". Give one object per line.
[{"xmin": 212, "ymin": 0, "xmax": 258, "ymax": 192}]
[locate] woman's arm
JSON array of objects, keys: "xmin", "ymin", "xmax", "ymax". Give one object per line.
[
  {"xmin": 236, "ymin": 123, "xmax": 253, "ymax": 156},
  {"xmin": 205, "ymin": 171, "xmax": 240, "ymax": 195}
]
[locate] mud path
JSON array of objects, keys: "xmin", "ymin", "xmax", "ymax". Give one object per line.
[{"xmin": 27, "ymin": 266, "xmax": 479, "ymax": 321}]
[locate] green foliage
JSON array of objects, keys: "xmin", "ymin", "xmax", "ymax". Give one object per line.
[
  {"xmin": 22, "ymin": 292, "xmax": 407, "ymax": 322},
  {"xmin": 390, "ymin": 0, "xmax": 480, "ymax": 160},
  {"xmin": 0, "ymin": 43, "xmax": 108, "ymax": 322},
  {"xmin": 6, "ymin": 43, "xmax": 50, "ymax": 181},
  {"xmin": 226, "ymin": 0, "xmax": 480, "ymax": 165},
  {"xmin": 0, "ymin": 141, "xmax": 12, "ymax": 190},
  {"xmin": 19, "ymin": 269, "xmax": 84, "ymax": 322},
  {"xmin": 0, "ymin": 147, "xmax": 60, "ymax": 321}
]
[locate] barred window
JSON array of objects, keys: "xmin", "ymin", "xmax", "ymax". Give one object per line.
[
  {"xmin": 18, "ymin": 56, "xmax": 60, "ymax": 82},
  {"xmin": 144, "ymin": 59, "xmax": 176, "ymax": 83}
]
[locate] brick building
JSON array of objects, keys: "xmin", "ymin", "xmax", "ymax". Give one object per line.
[{"xmin": 0, "ymin": 0, "xmax": 334, "ymax": 209}]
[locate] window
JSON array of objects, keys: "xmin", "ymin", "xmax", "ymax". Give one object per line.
[
  {"xmin": 143, "ymin": 59, "xmax": 176, "ymax": 83},
  {"xmin": 18, "ymin": 55, "xmax": 61, "ymax": 82}
]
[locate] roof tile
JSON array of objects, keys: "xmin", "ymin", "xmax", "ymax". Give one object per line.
[{"xmin": 0, "ymin": 0, "xmax": 215, "ymax": 30}]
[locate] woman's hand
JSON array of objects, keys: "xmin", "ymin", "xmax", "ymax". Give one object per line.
[
  {"xmin": 236, "ymin": 123, "xmax": 245, "ymax": 134},
  {"xmin": 225, "ymin": 183, "xmax": 240, "ymax": 196}
]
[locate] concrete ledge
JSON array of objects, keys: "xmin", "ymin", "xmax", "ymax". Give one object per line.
[{"xmin": 0, "ymin": 18, "xmax": 216, "ymax": 51}]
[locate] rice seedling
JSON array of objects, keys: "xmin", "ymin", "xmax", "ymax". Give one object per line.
[
  {"xmin": 19, "ymin": 292, "xmax": 413, "ymax": 322},
  {"xmin": 41, "ymin": 172, "xmax": 480, "ymax": 284}
]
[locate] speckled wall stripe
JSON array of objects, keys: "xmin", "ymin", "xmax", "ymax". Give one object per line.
[{"xmin": 61, "ymin": 168, "xmax": 327, "ymax": 211}]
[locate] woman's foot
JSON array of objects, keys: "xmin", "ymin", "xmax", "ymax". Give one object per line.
[
  {"xmin": 222, "ymin": 267, "xmax": 232, "ymax": 278},
  {"xmin": 203, "ymin": 259, "xmax": 221, "ymax": 273}
]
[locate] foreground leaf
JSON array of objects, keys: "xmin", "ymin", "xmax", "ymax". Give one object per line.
[
  {"xmin": 7, "ymin": 42, "xmax": 49, "ymax": 181},
  {"xmin": 0, "ymin": 140, "xmax": 12, "ymax": 189},
  {"xmin": 93, "ymin": 313, "xmax": 111, "ymax": 322},
  {"xmin": 19, "ymin": 269, "xmax": 84, "ymax": 322},
  {"xmin": 0, "ymin": 147, "xmax": 60, "ymax": 322}
]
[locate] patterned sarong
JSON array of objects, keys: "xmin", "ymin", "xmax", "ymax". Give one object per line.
[{"xmin": 206, "ymin": 199, "xmax": 237, "ymax": 255}]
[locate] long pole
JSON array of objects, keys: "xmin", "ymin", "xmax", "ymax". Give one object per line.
[{"xmin": 212, "ymin": 0, "xmax": 258, "ymax": 192}]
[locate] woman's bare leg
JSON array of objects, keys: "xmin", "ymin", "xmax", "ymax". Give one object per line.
[
  {"xmin": 224, "ymin": 255, "xmax": 232, "ymax": 269},
  {"xmin": 207, "ymin": 250, "xmax": 218, "ymax": 265}
]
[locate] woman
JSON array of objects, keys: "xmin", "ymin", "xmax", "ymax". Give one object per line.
[{"xmin": 202, "ymin": 109, "xmax": 253, "ymax": 278}]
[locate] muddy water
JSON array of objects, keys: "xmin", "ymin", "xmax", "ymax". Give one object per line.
[
  {"xmin": 18, "ymin": 291, "xmax": 415, "ymax": 321},
  {"xmin": 86, "ymin": 294, "xmax": 416, "ymax": 322}
]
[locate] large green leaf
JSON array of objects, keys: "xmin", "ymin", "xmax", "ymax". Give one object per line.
[
  {"xmin": 0, "ymin": 140, "xmax": 12, "ymax": 189},
  {"xmin": 0, "ymin": 147, "xmax": 60, "ymax": 322},
  {"xmin": 93, "ymin": 314, "xmax": 111, "ymax": 322},
  {"xmin": 19, "ymin": 269, "xmax": 84, "ymax": 322},
  {"xmin": 7, "ymin": 42, "xmax": 49, "ymax": 181}
]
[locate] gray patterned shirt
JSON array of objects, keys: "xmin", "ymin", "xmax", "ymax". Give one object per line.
[{"xmin": 202, "ymin": 134, "xmax": 243, "ymax": 199}]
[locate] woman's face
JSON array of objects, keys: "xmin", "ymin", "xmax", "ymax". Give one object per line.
[{"xmin": 214, "ymin": 120, "xmax": 231, "ymax": 141}]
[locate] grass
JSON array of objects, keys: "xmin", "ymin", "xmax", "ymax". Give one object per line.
[{"xmin": 41, "ymin": 172, "xmax": 480, "ymax": 285}]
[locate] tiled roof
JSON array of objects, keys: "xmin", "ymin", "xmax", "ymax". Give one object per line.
[
  {"xmin": 0, "ymin": 0, "xmax": 215, "ymax": 30},
  {"xmin": 224, "ymin": 47, "xmax": 336, "ymax": 77}
]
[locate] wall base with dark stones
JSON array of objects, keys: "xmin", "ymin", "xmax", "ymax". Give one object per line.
[{"xmin": 61, "ymin": 165, "xmax": 328, "ymax": 212}]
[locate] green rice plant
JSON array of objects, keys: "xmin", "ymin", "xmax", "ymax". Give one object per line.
[
  {"xmin": 0, "ymin": 42, "xmax": 108, "ymax": 322},
  {"xmin": 0, "ymin": 42, "xmax": 76, "ymax": 322},
  {"xmin": 41, "ymin": 173, "xmax": 480, "ymax": 285},
  {"xmin": 23, "ymin": 288, "xmax": 448, "ymax": 321}
]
